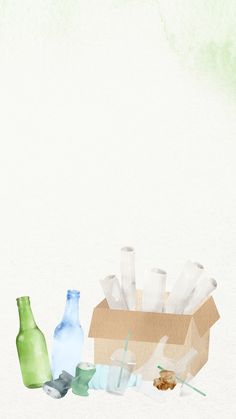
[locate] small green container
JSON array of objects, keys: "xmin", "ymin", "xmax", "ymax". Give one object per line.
[{"xmin": 72, "ymin": 362, "xmax": 96, "ymax": 396}]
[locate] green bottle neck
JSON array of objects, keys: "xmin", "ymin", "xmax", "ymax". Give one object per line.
[{"xmin": 17, "ymin": 299, "xmax": 37, "ymax": 331}]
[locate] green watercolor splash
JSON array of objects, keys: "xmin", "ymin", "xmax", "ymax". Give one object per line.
[{"xmin": 158, "ymin": 0, "xmax": 236, "ymax": 94}]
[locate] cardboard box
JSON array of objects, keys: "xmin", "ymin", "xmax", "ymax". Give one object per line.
[{"xmin": 89, "ymin": 291, "xmax": 220, "ymax": 380}]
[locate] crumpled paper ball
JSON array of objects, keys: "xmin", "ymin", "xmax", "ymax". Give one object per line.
[{"xmin": 153, "ymin": 370, "xmax": 177, "ymax": 391}]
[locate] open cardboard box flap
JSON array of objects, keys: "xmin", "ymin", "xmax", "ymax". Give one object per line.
[
  {"xmin": 192, "ymin": 295, "xmax": 220, "ymax": 336},
  {"xmin": 89, "ymin": 294, "xmax": 220, "ymax": 345}
]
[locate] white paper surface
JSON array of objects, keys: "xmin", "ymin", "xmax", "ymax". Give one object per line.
[{"xmin": 0, "ymin": 1, "xmax": 235, "ymax": 419}]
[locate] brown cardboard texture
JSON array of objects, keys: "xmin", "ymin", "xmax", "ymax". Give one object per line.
[{"xmin": 89, "ymin": 291, "xmax": 220, "ymax": 380}]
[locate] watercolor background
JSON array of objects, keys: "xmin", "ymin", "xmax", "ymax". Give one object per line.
[
  {"xmin": 158, "ymin": 0, "xmax": 236, "ymax": 95},
  {"xmin": 0, "ymin": 1, "xmax": 236, "ymax": 418}
]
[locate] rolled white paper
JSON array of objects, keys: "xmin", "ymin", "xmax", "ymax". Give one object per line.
[
  {"xmin": 164, "ymin": 260, "xmax": 204, "ymax": 314},
  {"xmin": 100, "ymin": 275, "xmax": 128, "ymax": 310},
  {"xmin": 120, "ymin": 246, "xmax": 136, "ymax": 310},
  {"xmin": 134, "ymin": 335, "xmax": 169, "ymax": 380},
  {"xmin": 134, "ymin": 337, "xmax": 197, "ymax": 381},
  {"xmin": 183, "ymin": 276, "xmax": 217, "ymax": 314},
  {"xmin": 142, "ymin": 268, "xmax": 166, "ymax": 312},
  {"xmin": 175, "ymin": 348, "xmax": 198, "ymax": 376}
]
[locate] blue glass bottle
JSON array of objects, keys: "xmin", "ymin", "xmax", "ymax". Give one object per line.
[{"xmin": 52, "ymin": 290, "xmax": 84, "ymax": 378}]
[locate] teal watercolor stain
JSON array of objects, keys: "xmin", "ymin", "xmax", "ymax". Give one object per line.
[{"xmin": 157, "ymin": 0, "xmax": 236, "ymax": 95}]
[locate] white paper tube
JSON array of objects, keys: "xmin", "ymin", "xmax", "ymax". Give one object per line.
[
  {"xmin": 134, "ymin": 337, "xmax": 197, "ymax": 381},
  {"xmin": 120, "ymin": 246, "xmax": 136, "ymax": 310},
  {"xmin": 175, "ymin": 348, "xmax": 198, "ymax": 376},
  {"xmin": 142, "ymin": 268, "xmax": 166, "ymax": 312},
  {"xmin": 164, "ymin": 260, "xmax": 204, "ymax": 314},
  {"xmin": 183, "ymin": 277, "xmax": 217, "ymax": 314},
  {"xmin": 100, "ymin": 275, "xmax": 128, "ymax": 310},
  {"xmin": 134, "ymin": 335, "xmax": 169, "ymax": 380}
]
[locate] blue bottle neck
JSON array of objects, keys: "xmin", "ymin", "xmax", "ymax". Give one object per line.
[{"xmin": 62, "ymin": 290, "xmax": 80, "ymax": 325}]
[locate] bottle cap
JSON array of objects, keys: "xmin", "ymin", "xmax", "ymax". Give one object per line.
[
  {"xmin": 67, "ymin": 290, "xmax": 80, "ymax": 299},
  {"xmin": 16, "ymin": 296, "xmax": 30, "ymax": 306}
]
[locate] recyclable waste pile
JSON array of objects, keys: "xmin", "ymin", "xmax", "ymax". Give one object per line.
[{"xmin": 16, "ymin": 247, "xmax": 217, "ymax": 400}]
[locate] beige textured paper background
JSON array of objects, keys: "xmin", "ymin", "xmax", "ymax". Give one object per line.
[{"xmin": 0, "ymin": 1, "xmax": 235, "ymax": 418}]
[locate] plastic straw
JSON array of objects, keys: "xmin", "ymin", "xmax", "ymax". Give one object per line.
[
  {"xmin": 117, "ymin": 331, "xmax": 131, "ymax": 388},
  {"xmin": 157, "ymin": 365, "xmax": 206, "ymax": 397}
]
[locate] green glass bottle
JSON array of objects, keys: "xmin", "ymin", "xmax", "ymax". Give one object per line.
[{"xmin": 16, "ymin": 296, "xmax": 52, "ymax": 388}]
